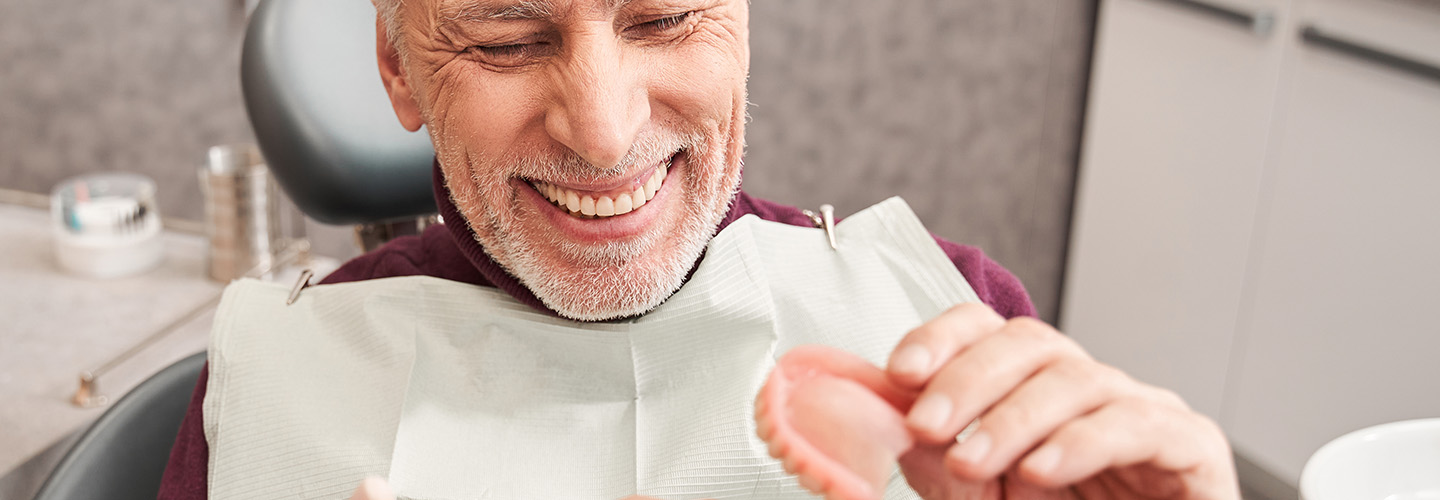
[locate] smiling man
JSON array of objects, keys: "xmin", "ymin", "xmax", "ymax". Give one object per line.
[
  {"xmin": 392, "ymin": 0, "xmax": 750, "ymax": 321},
  {"xmin": 158, "ymin": 0, "xmax": 1240, "ymax": 498}
]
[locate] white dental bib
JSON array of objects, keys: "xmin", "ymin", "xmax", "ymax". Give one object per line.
[{"xmin": 204, "ymin": 197, "xmax": 981, "ymax": 499}]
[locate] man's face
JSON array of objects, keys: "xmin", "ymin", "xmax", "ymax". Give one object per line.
[{"xmin": 379, "ymin": 0, "xmax": 750, "ymax": 320}]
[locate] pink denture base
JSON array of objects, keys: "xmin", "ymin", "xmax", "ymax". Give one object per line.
[{"xmin": 756, "ymin": 345, "xmax": 922, "ymax": 500}]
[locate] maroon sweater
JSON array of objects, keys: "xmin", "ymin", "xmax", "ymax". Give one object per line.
[{"xmin": 156, "ymin": 165, "xmax": 1036, "ymax": 499}]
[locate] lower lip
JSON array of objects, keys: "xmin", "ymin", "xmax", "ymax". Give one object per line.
[{"xmin": 514, "ymin": 153, "xmax": 683, "ymax": 242}]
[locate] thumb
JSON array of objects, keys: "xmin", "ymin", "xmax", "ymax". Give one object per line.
[{"xmin": 350, "ymin": 477, "xmax": 397, "ymax": 500}]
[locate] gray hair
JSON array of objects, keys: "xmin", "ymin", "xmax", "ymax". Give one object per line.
[{"xmin": 374, "ymin": 0, "xmax": 404, "ymax": 51}]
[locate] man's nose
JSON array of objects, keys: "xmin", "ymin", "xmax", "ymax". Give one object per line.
[{"xmin": 545, "ymin": 33, "xmax": 650, "ymax": 170}]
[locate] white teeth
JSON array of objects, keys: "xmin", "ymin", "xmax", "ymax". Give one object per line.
[
  {"xmin": 614, "ymin": 193, "xmax": 633, "ymax": 215},
  {"xmin": 646, "ymin": 165, "xmax": 666, "ymax": 200},
  {"xmin": 631, "ymin": 186, "xmax": 647, "ymax": 209},
  {"xmin": 533, "ymin": 158, "xmax": 671, "ymax": 219}
]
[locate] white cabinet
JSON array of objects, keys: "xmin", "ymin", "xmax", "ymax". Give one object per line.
[
  {"xmin": 1063, "ymin": 0, "xmax": 1288, "ymax": 421},
  {"xmin": 1064, "ymin": 0, "xmax": 1440, "ymax": 487},
  {"xmin": 1226, "ymin": 0, "xmax": 1440, "ymax": 481}
]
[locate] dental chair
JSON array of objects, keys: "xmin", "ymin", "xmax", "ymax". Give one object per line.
[
  {"xmin": 31, "ymin": 0, "xmax": 432, "ymax": 497},
  {"xmin": 241, "ymin": 0, "xmax": 437, "ymax": 246},
  {"xmin": 31, "ymin": 353, "xmax": 206, "ymax": 500}
]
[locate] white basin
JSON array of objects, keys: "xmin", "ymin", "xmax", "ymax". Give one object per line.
[{"xmin": 1301, "ymin": 418, "xmax": 1440, "ymax": 500}]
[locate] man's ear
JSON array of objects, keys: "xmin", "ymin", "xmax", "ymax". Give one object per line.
[{"xmin": 376, "ymin": 17, "xmax": 425, "ymax": 132}]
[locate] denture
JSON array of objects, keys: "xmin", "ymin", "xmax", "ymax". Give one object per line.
[{"xmin": 755, "ymin": 345, "xmax": 922, "ymax": 500}]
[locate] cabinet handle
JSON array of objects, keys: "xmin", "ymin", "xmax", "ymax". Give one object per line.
[
  {"xmin": 1300, "ymin": 25, "xmax": 1440, "ymax": 85},
  {"xmin": 1147, "ymin": 0, "xmax": 1277, "ymax": 36}
]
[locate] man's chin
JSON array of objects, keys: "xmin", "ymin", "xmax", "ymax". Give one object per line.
[
  {"xmin": 525, "ymin": 258, "xmax": 692, "ymax": 322},
  {"xmin": 475, "ymin": 194, "xmax": 713, "ymax": 321}
]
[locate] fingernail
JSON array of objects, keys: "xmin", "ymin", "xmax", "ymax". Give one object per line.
[
  {"xmin": 890, "ymin": 345, "xmax": 932, "ymax": 377},
  {"xmin": 950, "ymin": 430, "xmax": 991, "ymax": 465},
  {"xmin": 1023, "ymin": 444, "xmax": 1062, "ymax": 475},
  {"xmin": 907, "ymin": 394, "xmax": 952, "ymax": 432}
]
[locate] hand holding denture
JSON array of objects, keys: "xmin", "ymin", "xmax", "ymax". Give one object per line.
[{"xmin": 757, "ymin": 303, "xmax": 1241, "ymax": 500}]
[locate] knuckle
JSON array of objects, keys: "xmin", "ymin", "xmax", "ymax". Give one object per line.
[
  {"xmin": 1044, "ymin": 358, "xmax": 1095, "ymax": 387},
  {"xmin": 1088, "ymin": 364, "xmax": 1188, "ymax": 410},
  {"xmin": 1095, "ymin": 362, "xmax": 1130, "ymax": 384},
  {"xmin": 1065, "ymin": 359, "xmax": 1119, "ymax": 390},
  {"xmin": 952, "ymin": 302, "xmax": 1006, "ymax": 329},
  {"xmin": 1004, "ymin": 318, "xmax": 1050, "ymax": 343},
  {"xmin": 982, "ymin": 403, "xmax": 1036, "ymax": 440},
  {"xmin": 1006, "ymin": 316, "xmax": 1048, "ymax": 334},
  {"xmin": 946, "ymin": 354, "xmax": 998, "ymax": 388},
  {"xmin": 1007, "ymin": 318, "xmax": 1089, "ymax": 358},
  {"xmin": 1123, "ymin": 397, "xmax": 1171, "ymax": 430},
  {"xmin": 1062, "ymin": 416, "xmax": 1107, "ymax": 445},
  {"xmin": 1007, "ymin": 317, "xmax": 1064, "ymax": 344},
  {"xmin": 1090, "ymin": 363, "xmax": 1138, "ymax": 395}
]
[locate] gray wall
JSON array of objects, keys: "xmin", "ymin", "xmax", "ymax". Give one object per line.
[
  {"xmin": 744, "ymin": 0, "xmax": 1095, "ymax": 321},
  {"xmin": 0, "ymin": 0, "xmax": 1094, "ymax": 322},
  {"xmin": 0, "ymin": 0, "xmax": 253, "ymax": 223}
]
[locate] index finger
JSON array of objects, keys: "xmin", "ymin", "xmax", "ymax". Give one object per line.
[{"xmin": 886, "ymin": 302, "xmax": 1007, "ymax": 388}]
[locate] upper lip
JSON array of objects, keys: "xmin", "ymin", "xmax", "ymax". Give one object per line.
[{"xmin": 522, "ymin": 151, "xmax": 678, "ymax": 193}]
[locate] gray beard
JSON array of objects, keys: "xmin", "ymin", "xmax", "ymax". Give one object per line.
[{"xmin": 448, "ymin": 134, "xmax": 741, "ymax": 321}]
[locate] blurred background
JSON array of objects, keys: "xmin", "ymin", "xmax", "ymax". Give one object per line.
[{"xmin": 1, "ymin": 0, "xmax": 1437, "ymax": 498}]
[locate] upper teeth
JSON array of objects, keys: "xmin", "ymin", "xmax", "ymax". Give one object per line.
[{"xmin": 533, "ymin": 162, "xmax": 668, "ymax": 218}]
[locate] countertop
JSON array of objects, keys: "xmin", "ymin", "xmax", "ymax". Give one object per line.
[{"xmin": 0, "ymin": 202, "xmax": 335, "ymax": 498}]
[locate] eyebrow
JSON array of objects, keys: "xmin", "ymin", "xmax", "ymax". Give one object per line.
[
  {"xmin": 439, "ymin": 0, "xmax": 638, "ymax": 23},
  {"xmin": 437, "ymin": 0, "xmax": 551, "ymax": 23}
]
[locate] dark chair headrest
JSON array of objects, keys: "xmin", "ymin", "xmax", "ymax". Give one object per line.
[{"xmin": 241, "ymin": 0, "xmax": 437, "ymax": 225}]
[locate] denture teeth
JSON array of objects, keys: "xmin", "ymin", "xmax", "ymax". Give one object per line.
[
  {"xmin": 767, "ymin": 437, "xmax": 786, "ymax": 459},
  {"xmin": 798, "ymin": 472, "xmax": 825, "ymax": 493},
  {"xmin": 783, "ymin": 455, "xmax": 802, "ymax": 474},
  {"xmin": 756, "ymin": 414, "xmax": 774, "ymax": 440}
]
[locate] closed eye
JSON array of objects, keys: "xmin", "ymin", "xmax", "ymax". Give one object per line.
[
  {"xmin": 471, "ymin": 41, "xmax": 552, "ymax": 67},
  {"xmin": 646, "ymin": 12, "xmax": 692, "ymax": 30},
  {"xmin": 628, "ymin": 11, "xmax": 695, "ymax": 37}
]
